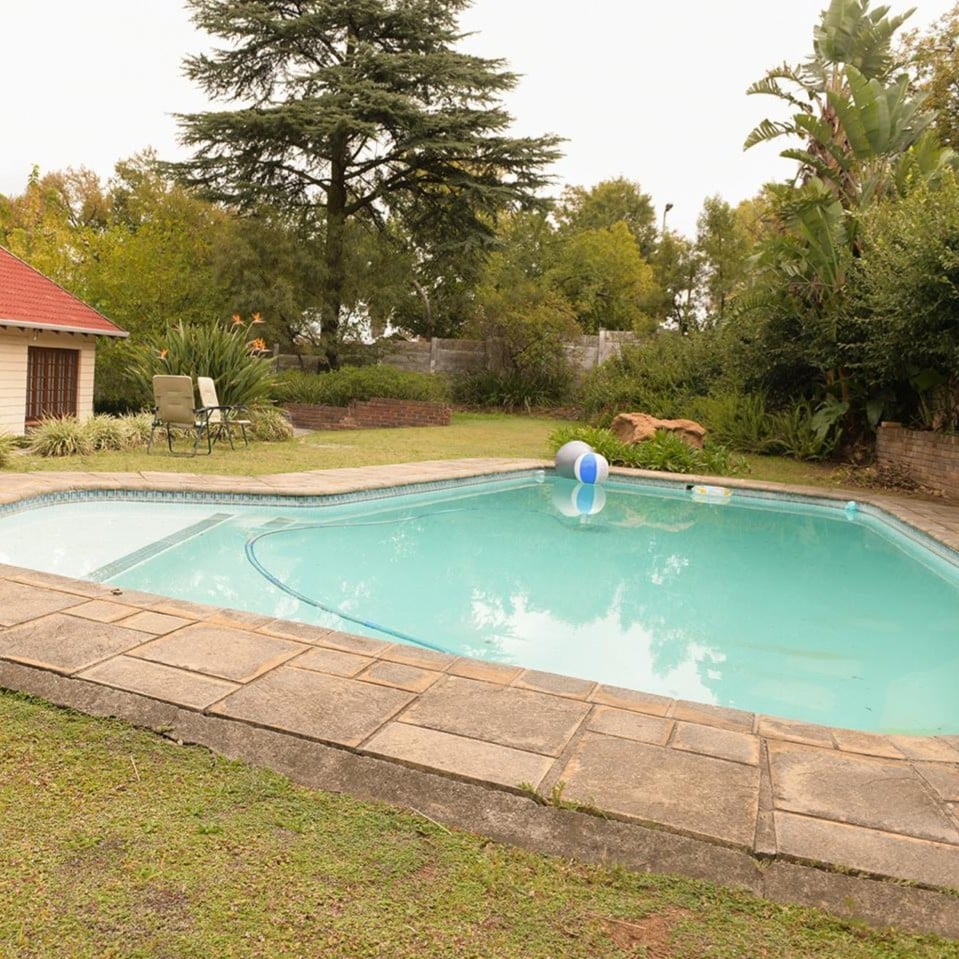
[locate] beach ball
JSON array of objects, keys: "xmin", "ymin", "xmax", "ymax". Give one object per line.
[
  {"xmin": 553, "ymin": 481, "xmax": 607, "ymax": 517},
  {"xmin": 554, "ymin": 440, "xmax": 593, "ymax": 479},
  {"xmin": 573, "ymin": 451, "xmax": 609, "ymax": 485}
]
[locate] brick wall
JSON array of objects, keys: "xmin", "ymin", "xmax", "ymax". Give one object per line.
[
  {"xmin": 283, "ymin": 397, "xmax": 451, "ymax": 431},
  {"xmin": 876, "ymin": 423, "xmax": 959, "ymax": 498}
]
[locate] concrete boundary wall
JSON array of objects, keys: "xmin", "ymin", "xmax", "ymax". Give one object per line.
[
  {"xmin": 876, "ymin": 423, "xmax": 959, "ymax": 499},
  {"xmin": 275, "ymin": 331, "xmax": 643, "ymax": 378}
]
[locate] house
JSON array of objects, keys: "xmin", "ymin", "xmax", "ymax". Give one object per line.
[{"xmin": 0, "ymin": 246, "xmax": 127, "ymax": 435}]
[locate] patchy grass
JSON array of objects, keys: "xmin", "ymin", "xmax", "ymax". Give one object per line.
[{"xmin": 1, "ymin": 691, "xmax": 952, "ymax": 958}]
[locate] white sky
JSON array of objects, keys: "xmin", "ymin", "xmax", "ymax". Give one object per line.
[{"xmin": 3, "ymin": 0, "xmax": 956, "ymax": 236}]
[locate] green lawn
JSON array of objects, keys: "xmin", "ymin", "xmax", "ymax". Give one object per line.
[
  {"xmin": 1, "ymin": 691, "xmax": 952, "ymax": 959},
  {"xmin": 8, "ymin": 411, "xmax": 854, "ymax": 492}
]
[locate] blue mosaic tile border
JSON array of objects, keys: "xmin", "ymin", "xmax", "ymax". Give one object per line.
[
  {"xmin": 1, "ymin": 467, "xmax": 955, "ymax": 569},
  {"xmin": 0, "ymin": 470, "xmax": 543, "ymax": 518}
]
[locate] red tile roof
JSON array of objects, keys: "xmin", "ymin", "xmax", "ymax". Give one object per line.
[{"xmin": 0, "ymin": 246, "xmax": 127, "ymax": 338}]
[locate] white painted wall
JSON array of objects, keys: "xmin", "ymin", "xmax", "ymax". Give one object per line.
[{"xmin": 0, "ymin": 328, "xmax": 97, "ymax": 435}]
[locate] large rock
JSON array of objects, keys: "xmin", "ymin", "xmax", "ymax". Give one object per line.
[{"xmin": 610, "ymin": 412, "xmax": 706, "ymax": 449}]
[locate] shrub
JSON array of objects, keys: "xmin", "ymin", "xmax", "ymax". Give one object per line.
[
  {"xmin": 0, "ymin": 432, "xmax": 16, "ymax": 468},
  {"xmin": 274, "ymin": 366, "xmax": 450, "ymax": 406},
  {"xmin": 548, "ymin": 425, "xmax": 745, "ymax": 476},
  {"xmin": 765, "ymin": 400, "xmax": 843, "ymax": 461},
  {"xmin": 129, "ymin": 316, "xmax": 277, "ymax": 410},
  {"xmin": 687, "ymin": 392, "xmax": 777, "ymax": 454},
  {"xmin": 81, "ymin": 414, "xmax": 131, "ymax": 452},
  {"xmin": 28, "ymin": 417, "xmax": 93, "ymax": 457},
  {"xmin": 121, "ymin": 412, "xmax": 156, "ymax": 448},
  {"xmin": 577, "ymin": 331, "xmax": 730, "ymax": 422},
  {"xmin": 451, "ymin": 370, "xmax": 572, "ymax": 411},
  {"xmin": 248, "ymin": 406, "xmax": 295, "ymax": 442}
]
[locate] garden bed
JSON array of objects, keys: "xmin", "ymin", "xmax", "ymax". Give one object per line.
[{"xmin": 283, "ymin": 397, "xmax": 451, "ymax": 431}]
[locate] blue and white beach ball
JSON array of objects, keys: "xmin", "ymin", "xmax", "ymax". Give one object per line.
[
  {"xmin": 573, "ymin": 451, "xmax": 610, "ymax": 485},
  {"xmin": 553, "ymin": 481, "xmax": 607, "ymax": 517},
  {"xmin": 554, "ymin": 440, "xmax": 593, "ymax": 479}
]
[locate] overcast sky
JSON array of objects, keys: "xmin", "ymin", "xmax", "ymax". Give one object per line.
[{"xmin": 4, "ymin": 0, "xmax": 956, "ymax": 236}]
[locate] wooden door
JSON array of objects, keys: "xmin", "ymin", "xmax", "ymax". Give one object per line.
[{"xmin": 26, "ymin": 346, "xmax": 79, "ymax": 425}]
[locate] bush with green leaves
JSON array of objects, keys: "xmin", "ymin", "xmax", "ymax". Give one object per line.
[
  {"xmin": 0, "ymin": 432, "xmax": 16, "ymax": 468},
  {"xmin": 548, "ymin": 425, "xmax": 745, "ymax": 477},
  {"xmin": 451, "ymin": 369, "xmax": 572, "ymax": 411},
  {"xmin": 765, "ymin": 399, "xmax": 844, "ymax": 461},
  {"xmin": 577, "ymin": 330, "xmax": 731, "ymax": 423},
  {"xmin": 687, "ymin": 392, "xmax": 778, "ymax": 454},
  {"xmin": 81, "ymin": 414, "xmax": 133, "ymax": 452},
  {"xmin": 27, "ymin": 417, "xmax": 93, "ymax": 457},
  {"xmin": 248, "ymin": 406, "xmax": 295, "ymax": 441},
  {"xmin": 129, "ymin": 316, "xmax": 277, "ymax": 410},
  {"xmin": 274, "ymin": 366, "xmax": 450, "ymax": 406}
]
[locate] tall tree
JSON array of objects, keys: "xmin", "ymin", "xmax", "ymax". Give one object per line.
[
  {"xmin": 554, "ymin": 178, "xmax": 658, "ymax": 258},
  {"xmin": 695, "ymin": 195, "xmax": 751, "ymax": 324},
  {"xmin": 743, "ymin": 0, "xmax": 954, "ymax": 413},
  {"xmin": 902, "ymin": 5, "xmax": 959, "ymax": 150},
  {"xmin": 174, "ymin": 0, "xmax": 562, "ymax": 367}
]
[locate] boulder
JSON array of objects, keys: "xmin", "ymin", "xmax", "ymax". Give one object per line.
[{"xmin": 610, "ymin": 412, "xmax": 706, "ymax": 449}]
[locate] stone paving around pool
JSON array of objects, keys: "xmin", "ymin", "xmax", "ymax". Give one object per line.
[{"xmin": 1, "ymin": 460, "xmax": 958, "ymax": 937}]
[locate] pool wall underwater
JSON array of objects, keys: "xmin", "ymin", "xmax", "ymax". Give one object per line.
[{"xmin": 2, "ymin": 463, "xmax": 959, "ymax": 937}]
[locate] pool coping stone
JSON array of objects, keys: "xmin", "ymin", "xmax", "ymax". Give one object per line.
[{"xmin": 2, "ymin": 459, "xmax": 959, "ymax": 939}]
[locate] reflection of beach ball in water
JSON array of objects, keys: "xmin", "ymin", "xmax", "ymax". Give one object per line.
[
  {"xmin": 553, "ymin": 482, "xmax": 607, "ymax": 516},
  {"xmin": 573, "ymin": 451, "xmax": 609, "ymax": 485},
  {"xmin": 554, "ymin": 440, "xmax": 593, "ymax": 479}
]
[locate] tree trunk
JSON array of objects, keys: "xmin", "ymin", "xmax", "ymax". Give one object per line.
[{"xmin": 322, "ymin": 127, "xmax": 349, "ymax": 370}]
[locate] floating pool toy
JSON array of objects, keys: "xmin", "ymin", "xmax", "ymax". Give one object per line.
[
  {"xmin": 573, "ymin": 450, "xmax": 610, "ymax": 485},
  {"xmin": 553, "ymin": 481, "xmax": 607, "ymax": 517},
  {"xmin": 554, "ymin": 440, "xmax": 593, "ymax": 479},
  {"xmin": 689, "ymin": 484, "xmax": 732, "ymax": 503}
]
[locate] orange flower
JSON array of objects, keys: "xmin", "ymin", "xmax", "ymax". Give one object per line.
[
  {"xmin": 231, "ymin": 313, "xmax": 244, "ymax": 326},
  {"xmin": 251, "ymin": 312, "xmax": 264, "ymax": 324},
  {"xmin": 249, "ymin": 337, "xmax": 267, "ymax": 352},
  {"xmin": 158, "ymin": 348, "xmax": 169, "ymax": 359}
]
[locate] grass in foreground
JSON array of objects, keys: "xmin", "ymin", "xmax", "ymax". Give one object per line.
[{"xmin": 1, "ymin": 691, "xmax": 953, "ymax": 959}]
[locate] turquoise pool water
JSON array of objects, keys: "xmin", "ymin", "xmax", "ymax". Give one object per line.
[{"xmin": 2, "ymin": 475, "xmax": 958, "ymax": 734}]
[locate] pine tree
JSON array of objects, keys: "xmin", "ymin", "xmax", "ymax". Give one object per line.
[{"xmin": 174, "ymin": 0, "xmax": 562, "ymax": 366}]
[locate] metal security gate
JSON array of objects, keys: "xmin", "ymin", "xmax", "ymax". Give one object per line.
[{"xmin": 26, "ymin": 346, "xmax": 79, "ymax": 425}]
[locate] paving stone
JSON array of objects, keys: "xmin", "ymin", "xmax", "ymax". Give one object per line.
[
  {"xmin": 359, "ymin": 660, "xmax": 441, "ymax": 693},
  {"xmin": 914, "ymin": 762, "xmax": 959, "ymax": 802},
  {"xmin": 131, "ymin": 623, "xmax": 307, "ymax": 682},
  {"xmin": 0, "ymin": 614, "xmax": 147, "ymax": 673},
  {"xmin": 557, "ymin": 732, "xmax": 760, "ymax": 848},
  {"xmin": 118, "ymin": 611, "xmax": 195, "ymax": 634},
  {"xmin": 672, "ymin": 722, "xmax": 760, "ymax": 766},
  {"xmin": 587, "ymin": 705, "xmax": 672, "ymax": 746},
  {"xmin": 758, "ymin": 716, "xmax": 835, "ymax": 747},
  {"xmin": 65, "ymin": 599, "xmax": 138, "ymax": 624},
  {"xmin": 294, "ymin": 646, "xmax": 373, "ymax": 678},
  {"xmin": 79, "ymin": 655, "xmax": 237, "ymax": 710},
  {"xmin": 364, "ymin": 722, "xmax": 553, "ymax": 789},
  {"xmin": 768, "ymin": 741, "xmax": 959, "ymax": 844},
  {"xmin": 830, "ymin": 728, "xmax": 906, "ymax": 760},
  {"xmin": 0, "ymin": 580, "xmax": 85, "ymax": 626},
  {"xmin": 888, "ymin": 736, "xmax": 959, "ymax": 763},
  {"xmin": 210, "ymin": 666, "xmax": 413, "ymax": 747},
  {"xmin": 591, "ymin": 684, "xmax": 673, "ymax": 717},
  {"xmin": 399, "ymin": 675, "xmax": 589, "ymax": 756},
  {"xmin": 447, "ymin": 657, "xmax": 523, "ymax": 685},
  {"xmin": 671, "ymin": 700, "xmax": 755, "ymax": 733},
  {"xmin": 775, "ymin": 812, "xmax": 959, "ymax": 889},
  {"xmin": 513, "ymin": 669, "xmax": 596, "ymax": 699},
  {"xmin": 380, "ymin": 643, "xmax": 457, "ymax": 671}
]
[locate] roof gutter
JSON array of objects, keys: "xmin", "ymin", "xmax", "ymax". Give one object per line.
[{"xmin": 0, "ymin": 318, "xmax": 129, "ymax": 339}]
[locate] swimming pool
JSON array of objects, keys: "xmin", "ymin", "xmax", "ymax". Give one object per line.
[{"xmin": 2, "ymin": 472, "xmax": 957, "ymax": 734}]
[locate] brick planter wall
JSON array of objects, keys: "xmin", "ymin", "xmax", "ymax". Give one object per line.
[
  {"xmin": 283, "ymin": 397, "xmax": 451, "ymax": 431},
  {"xmin": 876, "ymin": 423, "xmax": 959, "ymax": 498}
]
